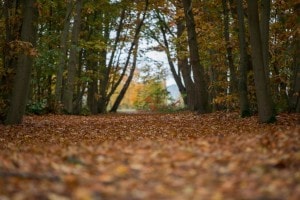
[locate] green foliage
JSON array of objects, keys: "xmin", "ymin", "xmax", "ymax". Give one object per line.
[
  {"xmin": 134, "ymin": 79, "xmax": 170, "ymax": 111},
  {"xmin": 26, "ymin": 100, "xmax": 47, "ymax": 115},
  {"xmin": 80, "ymin": 106, "xmax": 91, "ymax": 116}
]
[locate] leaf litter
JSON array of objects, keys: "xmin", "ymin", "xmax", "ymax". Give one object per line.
[{"xmin": 0, "ymin": 112, "xmax": 299, "ymax": 200}]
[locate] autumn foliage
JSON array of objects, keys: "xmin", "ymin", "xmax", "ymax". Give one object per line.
[{"xmin": 0, "ymin": 112, "xmax": 299, "ymax": 199}]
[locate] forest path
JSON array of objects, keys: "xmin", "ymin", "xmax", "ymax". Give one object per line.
[{"xmin": 0, "ymin": 112, "xmax": 299, "ymax": 200}]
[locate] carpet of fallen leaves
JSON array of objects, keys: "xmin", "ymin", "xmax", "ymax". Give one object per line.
[{"xmin": 0, "ymin": 112, "xmax": 299, "ymax": 200}]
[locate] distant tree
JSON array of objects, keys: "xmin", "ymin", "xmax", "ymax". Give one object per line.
[
  {"xmin": 55, "ymin": 0, "xmax": 73, "ymax": 108},
  {"xmin": 63, "ymin": 0, "xmax": 83, "ymax": 114},
  {"xmin": 109, "ymin": 1, "xmax": 149, "ymax": 112},
  {"xmin": 222, "ymin": 0, "xmax": 238, "ymax": 94},
  {"xmin": 153, "ymin": 9, "xmax": 187, "ymax": 106}
]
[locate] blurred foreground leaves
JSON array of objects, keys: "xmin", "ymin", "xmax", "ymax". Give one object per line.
[{"xmin": 0, "ymin": 112, "xmax": 299, "ymax": 200}]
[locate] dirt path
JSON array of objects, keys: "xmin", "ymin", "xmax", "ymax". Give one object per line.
[{"xmin": 0, "ymin": 112, "xmax": 299, "ymax": 199}]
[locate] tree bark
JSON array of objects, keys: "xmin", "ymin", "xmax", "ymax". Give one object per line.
[
  {"xmin": 109, "ymin": 40, "xmax": 139, "ymax": 112},
  {"xmin": 5, "ymin": 0, "xmax": 38, "ymax": 124},
  {"xmin": 247, "ymin": 0, "xmax": 275, "ymax": 123},
  {"xmin": 63, "ymin": 0, "xmax": 83, "ymax": 114},
  {"xmin": 0, "ymin": 0, "xmax": 21, "ymax": 122},
  {"xmin": 260, "ymin": 0, "xmax": 271, "ymax": 79},
  {"xmin": 98, "ymin": 8, "xmax": 126, "ymax": 113},
  {"xmin": 222, "ymin": 0, "xmax": 238, "ymax": 94},
  {"xmin": 290, "ymin": 3, "xmax": 300, "ymax": 112},
  {"xmin": 176, "ymin": 18, "xmax": 195, "ymax": 110},
  {"xmin": 182, "ymin": 0, "xmax": 209, "ymax": 113},
  {"xmin": 84, "ymin": 12, "xmax": 101, "ymax": 114},
  {"xmin": 160, "ymin": 23, "xmax": 186, "ymax": 104},
  {"xmin": 236, "ymin": 0, "xmax": 251, "ymax": 117},
  {"xmin": 87, "ymin": 58, "xmax": 99, "ymax": 114},
  {"xmin": 55, "ymin": 0, "xmax": 73, "ymax": 107},
  {"xmin": 154, "ymin": 11, "xmax": 187, "ymax": 105}
]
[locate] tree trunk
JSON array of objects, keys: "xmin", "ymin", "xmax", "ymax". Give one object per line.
[
  {"xmin": 176, "ymin": 18, "xmax": 195, "ymax": 110},
  {"xmin": 63, "ymin": 0, "xmax": 83, "ymax": 114},
  {"xmin": 182, "ymin": 0, "xmax": 209, "ymax": 113},
  {"xmin": 73, "ymin": 49, "xmax": 84, "ymax": 114},
  {"xmin": 5, "ymin": 0, "xmax": 38, "ymax": 124},
  {"xmin": 55, "ymin": 0, "xmax": 73, "ymax": 107},
  {"xmin": 159, "ymin": 24, "xmax": 186, "ymax": 105},
  {"xmin": 222, "ymin": 0, "xmax": 238, "ymax": 94},
  {"xmin": 98, "ymin": 17, "xmax": 110, "ymax": 113},
  {"xmin": 155, "ymin": 11, "xmax": 187, "ymax": 105},
  {"xmin": 0, "ymin": 0, "xmax": 21, "ymax": 122},
  {"xmin": 260, "ymin": 0, "xmax": 271, "ymax": 79},
  {"xmin": 247, "ymin": 0, "xmax": 275, "ymax": 123},
  {"xmin": 87, "ymin": 58, "xmax": 99, "ymax": 114},
  {"xmin": 106, "ymin": 1, "xmax": 149, "ymax": 111},
  {"xmin": 290, "ymin": 3, "xmax": 300, "ymax": 112},
  {"xmin": 110, "ymin": 41, "xmax": 139, "ymax": 112},
  {"xmin": 236, "ymin": 0, "xmax": 251, "ymax": 117}
]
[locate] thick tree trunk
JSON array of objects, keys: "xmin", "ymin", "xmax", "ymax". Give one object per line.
[
  {"xmin": 236, "ymin": 0, "xmax": 251, "ymax": 117},
  {"xmin": 260, "ymin": 0, "xmax": 271, "ymax": 79},
  {"xmin": 291, "ymin": 3, "xmax": 300, "ymax": 112},
  {"xmin": 5, "ymin": 0, "xmax": 38, "ymax": 124},
  {"xmin": 55, "ymin": 0, "xmax": 73, "ymax": 106},
  {"xmin": 63, "ymin": 0, "xmax": 83, "ymax": 114},
  {"xmin": 182, "ymin": 0, "xmax": 209, "ymax": 113},
  {"xmin": 247, "ymin": 0, "xmax": 275, "ymax": 123},
  {"xmin": 0, "ymin": 0, "xmax": 20, "ymax": 122}
]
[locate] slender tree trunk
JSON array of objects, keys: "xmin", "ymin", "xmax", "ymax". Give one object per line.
[
  {"xmin": 247, "ymin": 0, "xmax": 275, "ymax": 123},
  {"xmin": 208, "ymin": 55, "xmax": 217, "ymax": 111},
  {"xmin": 109, "ymin": 0, "xmax": 149, "ymax": 112},
  {"xmin": 98, "ymin": 8, "xmax": 126, "ymax": 113},
  {"xmin": 236, "ymin": 0, "xmax": 251, "ymax": 117},
  {"xmin": 154, "ymin": 11, "xmax": 187, "ymax": 105},
  {"xmin": 73, "ymin": 49, "xmax": 84, "ymax": 114},
  {"xmin": 109, "ymin": 40, "xmax": 139, "ymax": 112},
  {"xmin": 106, "ymin": 1, "xmax": 149, "ymax": 110},
  {"xmin": 5, "ymin": 0, "xmax": 38, "ymax": 124},
  {"xmin": 98, "ymin": 19, "xmax": 110, "ymax": 113},
  {"xmin": 182, "ymin": 0, "xmax": 209, "ymax": 113},
  {"xmin": 222, "ymin": 0, "xmax": 238, "ymax": 94},
  {"xmin": 63, "ymin": 0, "xmax": 83, "ymax": 114},
  {"xmin": 161, "ymin": 32, "xmax": 187, "ymax": 97},
  {"xmin": 87, "ymin": 58, "xmax": 99, "ymax": 114},
  {"xmin": 55, "ymin": 0, "xmax": 73, "ymax": 107}
]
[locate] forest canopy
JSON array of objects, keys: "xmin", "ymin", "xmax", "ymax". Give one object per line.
[{"xmin": 0, "ymin": 0, "xmax": 299, "ymax": 124}]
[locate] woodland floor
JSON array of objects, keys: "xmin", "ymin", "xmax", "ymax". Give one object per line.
[{"xmin": 0, "ymin": 112, "xmax": 299, "ymax": 200}]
